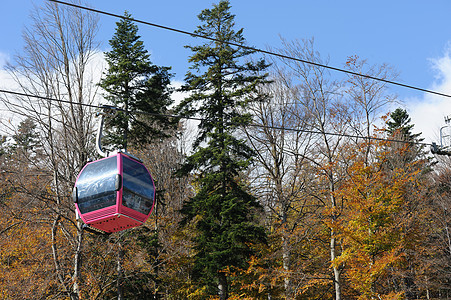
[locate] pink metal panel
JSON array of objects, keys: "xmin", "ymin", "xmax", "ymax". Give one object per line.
[
  {"xmin": 82, "ymin": 205, "xmax": 116, "ymax": 223},
  {"xmin": 88, "ymin": 214, "xmax": 143, "ymax": 233},
  {"xmin": 120, "ymin": 205, "xmax": 148, "ymax": 223}
]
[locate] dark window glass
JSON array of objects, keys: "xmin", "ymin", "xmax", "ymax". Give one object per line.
[
  {"xmin": 76, "ymin": 156, "xmax": 118, "ymax": 214},
  {"xmin": 122, "ymin": 156, "xmax": 155, "ymax": 215}
]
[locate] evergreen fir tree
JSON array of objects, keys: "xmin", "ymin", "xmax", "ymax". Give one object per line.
[
  {"xmin": 99, "ymin": 12, "xmax": 173, "ymax": 150},
  {"xmin": 12, "ymin": 117, "xmax": 40, "ymax": 153},
  {"xmin": 176, "ymin": 1, "xmax": 269, "ymax": 298},
  {"xmin": 385, "ymin": 107, "xmax": 426, "ymax": 167},
  {"xmin": 386, "ymin": 108, "xmax": 422, "ymax": 141},
  {"xmin": 99, "ymin": 13, "xmax": 174, "ymax": 298},
  {"xmin": 0, "ymin": 135, "xmax": 7, "ymax": 158}
]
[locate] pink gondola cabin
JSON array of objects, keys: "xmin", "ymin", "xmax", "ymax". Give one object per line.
[{"xmin": 73, "ymin": 151, "xmax": 155, "ymax": 233}]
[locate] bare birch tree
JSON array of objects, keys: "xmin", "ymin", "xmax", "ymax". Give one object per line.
[
  {"xmin": 270, "ymin": 38, "xmax": 350, "ymax": 300},
  {"xmin": 0, "ymin": 1, "xmax": 100, "ymax": 298},
  {"xmin": 344, "ymin": 55, "xmax": 398, "ymax": 162},
  {"xmin": 245, "ymin": 66, "xmax": 318, "ymax": 298}
]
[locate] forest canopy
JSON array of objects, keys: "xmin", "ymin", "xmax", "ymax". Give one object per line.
[{"xmin": 0, "ymin": 1, "xmax": 450, "ymax": 300}]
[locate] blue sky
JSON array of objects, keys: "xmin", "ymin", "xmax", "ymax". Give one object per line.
[{"xmin": 2, "ymin": 0, "xmax": 451, "ymax": 142}]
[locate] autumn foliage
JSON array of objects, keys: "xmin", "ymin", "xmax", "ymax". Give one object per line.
[
  {"xmin": 332, "ymin": 140, "xmax": 419, "ymax": 299},
  {"xmin": 1, "ymin": 1, "xmax": 451, "ymax": 300}
]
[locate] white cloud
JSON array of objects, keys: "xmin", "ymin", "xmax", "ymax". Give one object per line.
[
  {"xmin": 0, "ymin": 52, "xmax": 15, "ymax": 89},
  {"xmin": 0, "ymin": 52, "xmax": 20, "ymax": 130},
  {"xmin": 169, "ymin": 80, "xmax": 186, "ymax": 107},
  {"xmin": 406, "ymin": 45, "xmax": 451, "ymax": 145},
  {"xmin": 0, "ymin": 51, "xmax": 108, "ymax": 134},
  {"xmin": 0, "ymin": 52, "xmax": 10, "ymax": 68}
]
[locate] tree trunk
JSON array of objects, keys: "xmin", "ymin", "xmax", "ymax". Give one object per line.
[
  {"xmin": 72, "ymin": 221, "xmax": 84, "ymax": 298},
  {"xmin": 329, "ymin": 180, "xmax": 342, "ymax": 300},
  {"xmin": 218, "ymin": 272, "xmax": 228, "ymax": 300},
  {"xmin": 330, "ymin": 233, "xmax": 341, "ymax": 300},
  {"xmin": 117, "ymin": 241, "xmax": 124, "ymax": 300},
  {"xmin": 281, "ymin": 206, "xmax": 293, "ymax": 298}
]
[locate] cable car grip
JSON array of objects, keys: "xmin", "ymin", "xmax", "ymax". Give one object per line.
[{"xmin": 95, "ymin": 105, "xmax": 119, "ymax": 158}]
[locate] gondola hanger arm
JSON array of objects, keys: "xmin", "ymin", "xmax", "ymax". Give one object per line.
[{"xmin": 96, "ymin": 105, "xmax": 119, "ymax": 158}]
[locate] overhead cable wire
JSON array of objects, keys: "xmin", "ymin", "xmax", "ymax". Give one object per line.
[
  {"xmin": 48, "ymin": 0, "xmax": 451, "ymax": 99},
  {"xmin": 0, "ymin": 89, "xmax": 100, "ymax": 109},
  {"xmin": 0, "ymin": 88, "xmax": 433, "ymax": 148}
]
